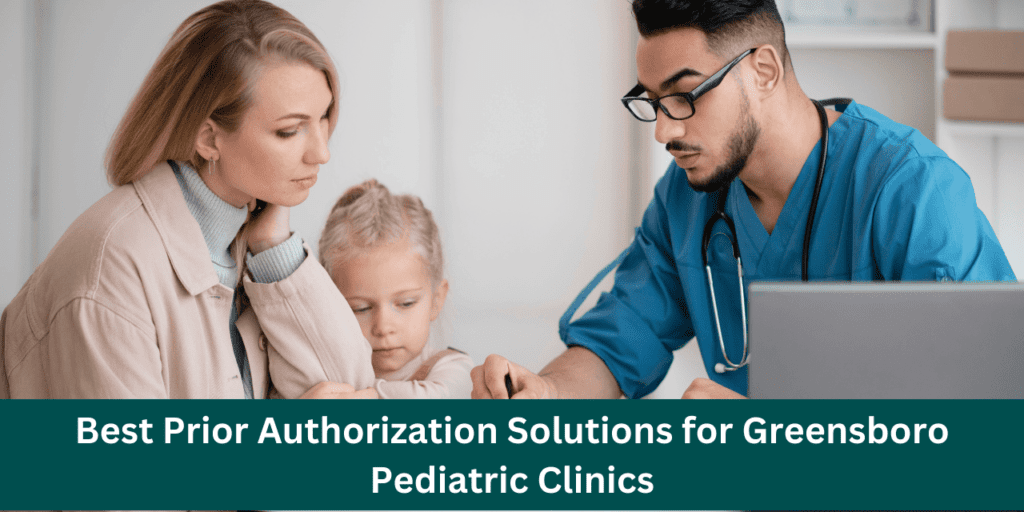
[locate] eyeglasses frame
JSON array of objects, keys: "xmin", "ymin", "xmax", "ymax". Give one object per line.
[{"xmin": 621, "ymin": 47, "xmax": 758, "ymax": 122}]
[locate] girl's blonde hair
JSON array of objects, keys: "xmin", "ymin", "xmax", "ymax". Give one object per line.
[
  {"xmin": 320, "ymin": 179, "xmax": 444, "ymax": 285},
  {"xmin": 105, "ymin": 0, "xmax": 339, "ymax": 186}
]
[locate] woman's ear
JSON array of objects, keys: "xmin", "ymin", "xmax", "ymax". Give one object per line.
[
  {"xmin": 194, "ymin": 119, "xmax": 220, "ymax": 161},
  {"xmin": 430, "ymin": 279, "xmax": 449, "ymax": 321}
]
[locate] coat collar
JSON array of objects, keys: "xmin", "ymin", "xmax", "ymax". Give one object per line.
[{"xmin": 132, "ymin": 161, "xmax": 224, "ymax": 296}]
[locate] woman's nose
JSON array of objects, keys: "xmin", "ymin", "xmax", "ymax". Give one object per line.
[{"xmin": 305, "ymin": 118, "xmax": 331, "ymax": 165}]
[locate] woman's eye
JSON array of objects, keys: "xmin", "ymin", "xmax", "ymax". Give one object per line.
[
  {"xmin": 276, "ymin": 130, "xmax": 298, "ymax": 139},
  {"xmin": 350, "ymin": 305, "xmax": 371, "ymax": 313}
]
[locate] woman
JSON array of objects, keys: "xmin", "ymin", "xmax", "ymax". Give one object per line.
[{"xmin": 0, "ymin": 0, "xmax": 376, "ymax": 399}]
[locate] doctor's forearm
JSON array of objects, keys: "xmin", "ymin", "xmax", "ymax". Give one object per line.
[{"xmin": 539, "ymin": 346, "xmax": 623, "ymax": 399}]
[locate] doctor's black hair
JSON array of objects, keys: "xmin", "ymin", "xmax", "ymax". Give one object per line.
[{"xmin": 631, "ymin": 0, "xmax": 791, "ymax": 69}]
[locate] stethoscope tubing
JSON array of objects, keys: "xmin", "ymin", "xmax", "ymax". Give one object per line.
[{"xmin": 707, "ymin": 98, "xmax": 842, "ymax": 373}]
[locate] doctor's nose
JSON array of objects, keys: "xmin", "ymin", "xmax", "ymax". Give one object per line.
[{"xmin": 654, "ymin": 112, "xmax": 686, "ymax": 145}]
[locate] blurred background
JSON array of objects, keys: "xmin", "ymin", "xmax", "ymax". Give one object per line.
[{"xmin": 2, "ymin": 0, "xmax": 1022, "ymax": 398}]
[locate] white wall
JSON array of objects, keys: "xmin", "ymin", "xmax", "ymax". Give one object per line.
[
  {"xmin": 438, "ymin": 0, "xmax": 638, "ymax": 371},
  {"xmin": 0, "ymin": 0, "xmax": 34, "ymax": 307}
]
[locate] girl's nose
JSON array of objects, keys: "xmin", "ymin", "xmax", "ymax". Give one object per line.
[{"xmin": 371, "ymin": 307, "xmax": 397, "ymax": 337}]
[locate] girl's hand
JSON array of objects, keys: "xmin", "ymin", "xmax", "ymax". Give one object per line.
[{"xmin": 248, "ymin": 200, "xmax": 292, "ymax": 254}]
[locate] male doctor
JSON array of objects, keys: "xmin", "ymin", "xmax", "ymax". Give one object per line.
[{"xmin": 472, "ymin": 0, "xmax": 1015, "ymax": 400}]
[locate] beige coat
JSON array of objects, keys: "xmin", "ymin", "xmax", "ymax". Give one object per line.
[{"xmin": 0, "ymin": 162, "xmax": 375, "ymax": 399}]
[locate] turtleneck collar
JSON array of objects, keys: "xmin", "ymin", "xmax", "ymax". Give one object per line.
[{"xmin": 171, "ymin": 161, "xmax": 248, "ymax": 285}]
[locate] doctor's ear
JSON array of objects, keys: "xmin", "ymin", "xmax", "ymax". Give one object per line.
[
  {"xmin": 194, "ymin": 119, "xmax": 221, "ymax": 162},
  {"xmin": 747, "ymin": 45, "xmax": 785, "ymax": 97}
]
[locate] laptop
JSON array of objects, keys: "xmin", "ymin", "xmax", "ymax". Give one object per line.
[{"xmin": 746, "ymin": 282, "xmax": 1024, "ymax": 399}]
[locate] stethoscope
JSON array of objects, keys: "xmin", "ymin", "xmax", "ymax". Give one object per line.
[
  {"xmin": 706, "ymin": 98, "xmax": 850, "ymax": 374},
  {"xmin": 557, "ymin": 98, "xmax": 852, "ymax": 376}
]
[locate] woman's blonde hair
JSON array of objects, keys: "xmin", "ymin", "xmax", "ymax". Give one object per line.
[
  {"xmin": 320, "ymin": 179, "xmax": 444, "ymax": 286},
  {"xmin": 105, "ymin": 0, "xmax": 339, "ymax": 186}
]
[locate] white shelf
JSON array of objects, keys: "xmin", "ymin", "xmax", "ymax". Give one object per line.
[
  {"xmin": 787, "ymin": 28, "xmax": 938, "ymax": 49},
  {"xmin": 942, "ymin": 120, "xmax": 1024, "ymax": 138}
]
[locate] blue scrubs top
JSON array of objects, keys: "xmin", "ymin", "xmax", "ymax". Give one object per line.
[{"xmin": 565, "ymin": 101, "xmax": 1016, "ymax": 398}]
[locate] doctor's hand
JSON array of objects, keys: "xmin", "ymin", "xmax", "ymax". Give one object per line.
[
  {"xmin": 471, "ymin": 354, "xmax": 554, "ymax": 399},
  {"xmin": 300, "ymin": 381, "xmax": 379, "ymax": 399},
  {"xmin": 247, "ymin": 200, "xmax": 293, "ymax": 255},
  {"xmin": 681, "ymin": 378, "xmax": 746, "ymax": 399}
]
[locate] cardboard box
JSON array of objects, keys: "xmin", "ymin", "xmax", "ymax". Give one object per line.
[
  {"xmin": 946, "ymin": 30, "xmax": 1024, "ymax": 74},
  {"xmin": 943, "ymin": 75, "xmax": 1024, "ymax": 122}
]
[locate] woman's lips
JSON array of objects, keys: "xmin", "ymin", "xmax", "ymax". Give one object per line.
[{"xmin": 293, "ymin": 174, "xmax": 318, "ymax": 188}]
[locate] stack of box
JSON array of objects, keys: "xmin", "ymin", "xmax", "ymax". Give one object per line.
[{"xmin": 944, "ymin": 30, "xmax": 1024, "ymax": 123}]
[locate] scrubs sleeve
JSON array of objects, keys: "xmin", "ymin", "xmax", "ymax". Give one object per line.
[
  {"xmin": 564, "ymin": 188, "xmax": 695, "ymax": 399},
  {"xmin": 872, "ymin": 156, "xmax": 1015, "ymax": 282}
]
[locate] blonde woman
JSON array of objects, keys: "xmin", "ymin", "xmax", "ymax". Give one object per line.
[{"xmin": 0, "ymin": 0, "xmax": 375, "ymax": 399}]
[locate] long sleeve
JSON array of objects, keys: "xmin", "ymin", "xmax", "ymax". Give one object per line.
[
  {"xmin": 374, "ymin": 350, "xmax": 473, "ymax": 399},
  {"xmin": 243, "ymin": 242, "xmax": 376, "ymax": 398},
  {"xmin": 5, "ymin": 298, "xmax": 167, "ymax": 399}
]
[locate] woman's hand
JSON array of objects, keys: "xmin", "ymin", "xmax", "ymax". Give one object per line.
[
  {"xmin": 300, "ymin": 381, "xmax": 379, "ymax": 399},
  {"xmin": 248, "ymin": 200, "xmax": 292, "ymax": 254}
]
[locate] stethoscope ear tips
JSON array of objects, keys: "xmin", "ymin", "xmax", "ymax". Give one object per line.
[{"xmin": 714, "ymin": 363, "xmax": 727, "ymax": 374}]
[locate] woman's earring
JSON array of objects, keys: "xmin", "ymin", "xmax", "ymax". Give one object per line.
[{"xmin": 209, "ymin": 158, "xmax": 216, "ymax": 175}]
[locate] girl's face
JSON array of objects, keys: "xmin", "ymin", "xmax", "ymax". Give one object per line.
[
  {"xmin": 202, "ymin": 62, "xmax": 333, "ymax": 208},
  {"xmin": 331, "ymin": 239, "xmax": 448, "ymax": 376}
]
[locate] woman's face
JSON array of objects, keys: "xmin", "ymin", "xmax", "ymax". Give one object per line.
[
  {"xmin": 331, "ymin": 239, "xmax": 448, "ymax": 377},
  {"xmin": 204, "ymin": 62, "xmax": 333, "ymax": 208}
]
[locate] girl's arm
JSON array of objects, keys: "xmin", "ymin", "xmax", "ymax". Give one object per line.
[{"xmin": 375, "ymin": 350, "xmax": 473, "ymax": 399}]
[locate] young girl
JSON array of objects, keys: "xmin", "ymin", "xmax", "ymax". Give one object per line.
[{"xmin": 319, "ymin": 179, "xmax": 472, "ymax": 399}]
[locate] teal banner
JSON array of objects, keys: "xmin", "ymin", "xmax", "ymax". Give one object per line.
[{"xmin": 0, "ymin": 399, "xmax": 1019, "ymax": 510}]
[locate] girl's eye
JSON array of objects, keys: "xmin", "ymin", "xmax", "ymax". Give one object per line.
[{"xmin": 398, "ymin": 300, "xmax": 417, "ymax": 309}]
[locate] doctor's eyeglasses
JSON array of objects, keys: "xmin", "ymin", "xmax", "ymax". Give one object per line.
[{"xmin": 621, "ymin": 48, "xmax": 757, "ymax": 122}]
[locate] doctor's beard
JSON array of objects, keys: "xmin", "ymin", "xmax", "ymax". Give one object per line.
[{"xmin": 679, "ymin": 107, "xmax": 761, "ymax": 193}]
